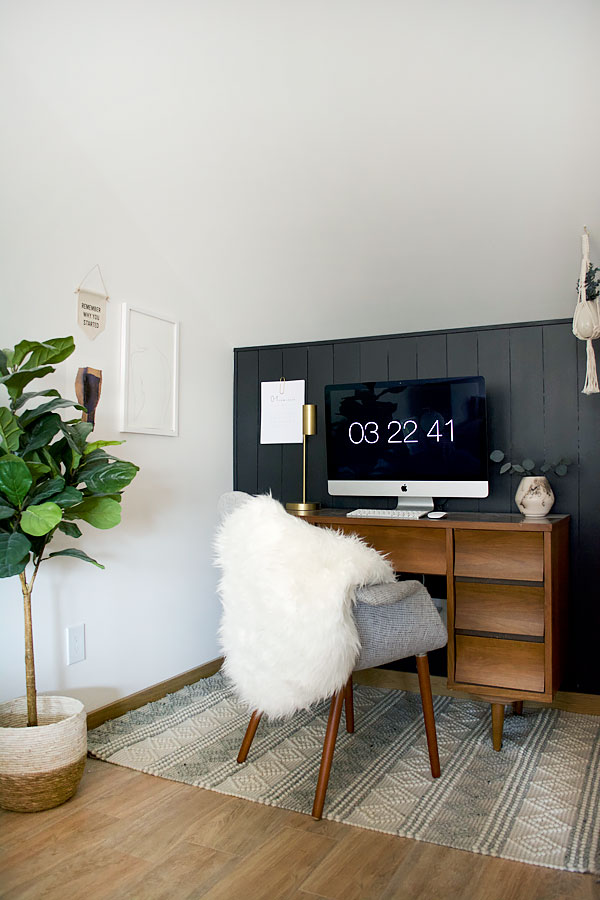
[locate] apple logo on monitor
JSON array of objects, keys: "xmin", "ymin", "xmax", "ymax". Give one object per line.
[{"xmin": 401, "ymin": 484, "xmax": 408, "ymax": 492}]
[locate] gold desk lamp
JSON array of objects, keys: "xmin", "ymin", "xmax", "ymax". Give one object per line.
[{"xmin": 286, "ymin": 404, "xmax": 320, "ymax": 515}]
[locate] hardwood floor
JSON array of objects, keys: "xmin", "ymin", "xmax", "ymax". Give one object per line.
[{"xmin": 0, "ymin": 758, "xmax": 597, "ymax": 899}]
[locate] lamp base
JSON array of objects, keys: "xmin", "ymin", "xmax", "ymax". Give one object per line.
[{"xmin": 285, "ymin": 501, "xmax": 321, "ymax": 516}]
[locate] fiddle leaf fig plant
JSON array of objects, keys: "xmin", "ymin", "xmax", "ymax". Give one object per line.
[
  {"xmin": 0, "ymin": 337, "xmax": 139, "ymax": 727},
  {"xmin": 490, "ymin": 450, "xmax": 572, "ymax": 478}
]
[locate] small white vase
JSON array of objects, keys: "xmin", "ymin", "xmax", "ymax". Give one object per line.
[{"xmin": 515, "ymin": 476, "xmax": 555, "ymax": 517}]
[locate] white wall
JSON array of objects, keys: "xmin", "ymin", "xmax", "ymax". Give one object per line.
[{"xmin": 1, "ymin": 1, "xmax": 599, "ymax": 710}]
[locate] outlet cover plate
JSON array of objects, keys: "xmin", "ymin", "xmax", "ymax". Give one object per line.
[{"xmin": 66, "ymin": 623, "xmax": 85, "ymax": 665}]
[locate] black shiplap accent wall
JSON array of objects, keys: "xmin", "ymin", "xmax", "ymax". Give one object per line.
[{"xmin": 234, "ymin": 319, "xmax": 600, "ymax": 694}]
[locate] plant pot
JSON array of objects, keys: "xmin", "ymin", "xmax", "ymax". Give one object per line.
[
  {"xmin": 515, "ymin": 476, "xmax": 555, "ymax": 518},
  {"xmin": 0, "ymin": 696, "xmax": 87, "ymax": 812}
]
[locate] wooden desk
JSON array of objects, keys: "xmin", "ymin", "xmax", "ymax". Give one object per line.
[{"xmin": 304, "ymin": 510, "xmax": 570, "ymax": 750}]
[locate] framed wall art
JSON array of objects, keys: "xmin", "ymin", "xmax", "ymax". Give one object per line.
[{"xmin": 120, "ymin": 304, "xmax": 179, "ymax": 436}]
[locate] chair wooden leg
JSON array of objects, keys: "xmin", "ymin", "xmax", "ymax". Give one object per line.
[
  {"xmin": 237, "ymin": 710, "xmax": 262, "ymax": 763},
  {"xmin": 491, "ymin": 703, "xmax": 504, "ymax": 751},
  {"xmin": 512, "ymin": 700, "xmax": 523, "ymax": 716},
  {"xmin": 415, "ymin": 654, "xmax": 441, "ymax": 779},
  {"xmin": 344, "ymin": 677, "xmax": 355, "ymax": 734},
  {"xmin": 312, "ymin": 689, "xmax": 345, "ymax": 820}
]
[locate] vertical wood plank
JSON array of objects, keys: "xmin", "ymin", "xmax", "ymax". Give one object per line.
[
  {"xmin": 307, "ymin": 344, "xmax": 334, "ymax": 507},
  {"xmin": 509, "ymin": 325, "xmax": 544, "ymax": 509},
  {"xmin": 446, "ymin": 332, "xmax": 481, "ymax": 512},
  {"xmin": 447, "ymin": 331, "xmax": 478, "ymax": 378},
  {"xmin": 333, "ymin": 342, "xmax": 360, "ymax": 384},
  {"xmin": 416, "ymin": 334, "xmax": 447, "ymax": 379},
  {"xmin": 478, "ymin": 328, "xmax": 511, "ymax": 513},
  {"xmin": 257, "ymin": 348, "xmax": 284, "ymax": 499},
  {"xmin": 388, "ymin": 336, "xmax": 418, "ymax": 381},
  {"xmin": 360, "ymin": 339, "xmax": 390, "ymax": 381},
  {"xmin": 542, "ymin": 324, "xmax": 579, "ymax": 521},
  {"xmin": 234, "ymin": 350, "xmax": 259, "ymax": 493},
  {"xmin": 281, "ymin": 347, "xmax": 309, "ymax": 504},
  {"xmin": 573, "ymin": 336, "xmax": 600, "ymax": 691}
]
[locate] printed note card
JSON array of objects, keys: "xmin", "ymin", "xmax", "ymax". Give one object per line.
[{"xmin": 260, "ymin": 380, "xmax": 305, "ymax": 444}]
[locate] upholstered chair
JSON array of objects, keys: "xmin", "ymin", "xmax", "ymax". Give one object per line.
[{"xmin": 214, "ymin": 492, "xmax": 447, "ymax": 820}]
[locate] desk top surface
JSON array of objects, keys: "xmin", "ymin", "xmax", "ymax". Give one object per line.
[{"xmin": 304, "ymin": 509, "xmax": 570, "ymax": 532}]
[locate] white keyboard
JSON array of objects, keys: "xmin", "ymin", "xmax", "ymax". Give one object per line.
[{"xmin": 346, "ymin": 508, "xmax": 425, "ymax": 519}]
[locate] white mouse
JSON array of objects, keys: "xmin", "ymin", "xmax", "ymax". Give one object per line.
[{"xmin": 427, "ymin": 511, "xmax": 446, "ymax": 518}]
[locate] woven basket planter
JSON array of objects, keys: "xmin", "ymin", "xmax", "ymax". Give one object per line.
[{"xmin": 0, "ymin": 696, "xmax": 87, "ymax": 813}]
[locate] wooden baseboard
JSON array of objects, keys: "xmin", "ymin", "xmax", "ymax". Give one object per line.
[
  {"xmin": 87, "ymin": 658, "xmax": 599, "ymax": 730},
  {"xmin": 86, "ymin": 657, "xmax": 224, "ymax": 730},
  {"xmin": 352, "ymin": 669, "xmax": 600, "ymax": 716}
]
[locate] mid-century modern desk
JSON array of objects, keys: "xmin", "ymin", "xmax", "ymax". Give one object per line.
[{"xmin": 304, "ymin": 510, "xmax": 570, "ymax": 750}]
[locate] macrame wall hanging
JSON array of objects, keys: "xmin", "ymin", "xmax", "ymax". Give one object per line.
[
  {"xmin": 572, "ymin": 228, "xmax": 600, "ymax": 394},
  {"xmin": 75, "ymin": 264, "xmax": 109, "ymax": 340}
]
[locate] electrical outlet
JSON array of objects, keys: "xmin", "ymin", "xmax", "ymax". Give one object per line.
[{"xmin": 66, "ymin": 623, "xmax": 85, "ymax": 665}]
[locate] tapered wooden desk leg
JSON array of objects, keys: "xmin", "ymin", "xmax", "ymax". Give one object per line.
[
  {"xmin": 416, "ymin": 654, "xmax": 441, "ymax": 778},
  {"xmin": 312, "ymin": 690, "xmax": 345, "ymax": 820},
  {"xmin": 237, "ymin": 710, "xmax": 262, "ymax": 763},
  {"xmin": 512, "ymin": 701, "xmax": 524, "ymax": 716},
  {"xmin": 491, "ymin": 703, "xmax": 505, "ymax": 751},
  {"xmin": 344, "ymin": 677, "xmax": 355, "ymax": 734}
]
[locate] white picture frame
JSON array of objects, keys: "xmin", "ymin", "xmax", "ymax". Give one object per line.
[{"xmin": 120, "ymin": 304, "xmax": 179, "ymax": 436}]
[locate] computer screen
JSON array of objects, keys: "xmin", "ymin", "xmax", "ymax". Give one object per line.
[{"xmin": 324, "ymin": 375, "xmax": 488, "ymax": 510}]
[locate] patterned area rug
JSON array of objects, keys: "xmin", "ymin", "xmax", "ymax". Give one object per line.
[{"xmin": 87, "ymin": 672, "xmax": 599, "ymax": 874}]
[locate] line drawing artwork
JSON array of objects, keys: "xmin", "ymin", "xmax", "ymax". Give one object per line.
[{"xmin": 120, "ymin": 305, "xmax": 179, "ymax": 436}]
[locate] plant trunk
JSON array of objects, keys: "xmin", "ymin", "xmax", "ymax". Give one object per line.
[{"xmin": 19, "ymin": 573, "xmax": 37, "ymax": 727}]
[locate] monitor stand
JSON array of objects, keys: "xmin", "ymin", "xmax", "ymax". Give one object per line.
[{"xmin": 395, "ymin": 496, "xmax": 434, "ymax": 515}]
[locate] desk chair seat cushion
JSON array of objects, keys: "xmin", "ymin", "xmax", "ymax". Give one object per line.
[
  {"xmin": 215, "ymin": 493, "xmax": 396, "ymax": 718},
  {"xmin": 354, "ymin": 582, "xmax": 448, "ymax": 670}
]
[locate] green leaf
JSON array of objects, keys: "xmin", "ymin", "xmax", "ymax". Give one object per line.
[
  {"xmin": 499, "ymin": 462, "xmax": 512, "ymax": 474},
  {"xmin": 12, "ymin": 389, "xmax": 61, "ymax": 411},
  {"xmin": 53, "ymin": 487, "xmax": 84, "ymax": 509},
  {"xmin": 0, "ymin": 408, "xmax": 23, "ymax": 453},
  {"xmin": 0, "ymin": 366, "xmax": 55, "ymax": 400},
  {"xmin": 0, "ymin": 348, "xmax": 8, "ymax": 376},
  {"xmin": 15, "ymin": 336, "xmax": 75, "ymax": 369},
  {"xmin": 513, "ymin": 464, "xmax": 525, "ymax": 474},
  {"xmin": 25, "ymin": 461, "xmax": 51, "ymax": 481},
  {"xmin": 0, "ymin": 532, "xmax": 31, "ymax": 578},
  {"xmin": 80, "ymin": 460, "xmax": 139, "ymax": 493},
  {"xmin": 58, "ymin": 521, "xmax": 82, "ymax": 538},
  {"xmin": 30, "ymin": 475, "xmax": 66, "ymax": 503},
  {"xmin": 19, "ymin": 398, "xmax": 84, "ymax": 428},
  {"xmin": 20, "ymin": 501, "xmax": 63, "ymax": 536},
  {"xmin": 555, "ymin": 464, "xmax": 568, "ymax": 476},
  {"xmin": 489, "ymin": 450, "xmax": 505, "ymax": 463},
  {"xmin": 47, "ymin": 548, "xmax": 104, "ymax": 568},
  {"xmin": 84, "ymin": 440, "xmax": 124, "ymax": 455},
  {"xmin": 0, "ymin": 503, "xmax": 15, "ymax": 520},
  {"xmin": 22, "ymin": 413, "xmax": 62, "ymax": 455},
  {"xmin": 522, "ymin": 459, "xmax": 535, "ymax": 471},
  {"xmin": 0, "ymin": 455, "xmax": 33, "ymax": 506},
  {"xmin": 60, "ymin": 421, "xmax": 94, "ymax": 457},
  {"xmin": 65, "ymin": 496, "xmax": 122, "ymax": 529}
]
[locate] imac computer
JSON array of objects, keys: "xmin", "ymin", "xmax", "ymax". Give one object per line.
[{"xmin": 324, "ymin": 375, "xmax": 488, "ymax": 516}]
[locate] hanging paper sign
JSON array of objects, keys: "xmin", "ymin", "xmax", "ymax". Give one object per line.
[
  {"xmin": 77, "ymin": 289, "xmax": 108, "ymax": 339},
  {"xmin": 74, "ymin": 264, "xmax": 110, "ymax": 340},
  {"xmin": 260, "ymin": 379, "xmax": 305, "ymax": 444}
]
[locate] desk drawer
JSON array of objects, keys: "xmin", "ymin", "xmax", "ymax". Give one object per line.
[
  {"xmin": 455, "ymin": 581, "xmax": 545, "ymax": 637},
  {"xmin": 454, "ymin": 530, "xmax": 544, "ymax": 581},
  {"xmin": 455, "ymin": 634, "xmax": 545, "ymax": 692},
  {"xmin": 332, "ymin": 523, "xmax": 446, "ymax": 574}
]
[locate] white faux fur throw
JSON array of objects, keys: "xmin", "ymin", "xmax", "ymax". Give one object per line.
[{"xmin": 214, "ymin": 494, "xmax": 395, "ymax": 718}]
